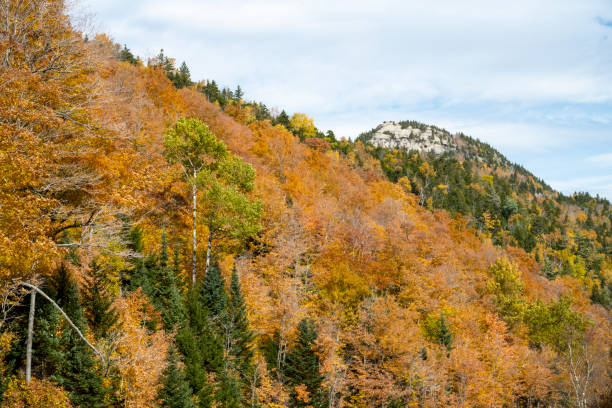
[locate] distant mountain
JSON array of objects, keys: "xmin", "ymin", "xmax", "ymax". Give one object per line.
[{"xmin": 357, "ymin": 120, "xmax": 611, "ymax": 308}]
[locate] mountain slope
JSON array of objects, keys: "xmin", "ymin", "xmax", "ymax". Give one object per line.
[
  {"xmin": 356, "ymin": 120, "xmax": 612, "ymax": 310},
  {"xmin": 0, "ymin": 3, "xmax": 610, "ymax": 407}
]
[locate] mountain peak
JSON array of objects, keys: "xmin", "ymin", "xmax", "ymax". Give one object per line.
[{"xmin": 365, "ymin": 120, "xmax": 457, "ymax": 155}]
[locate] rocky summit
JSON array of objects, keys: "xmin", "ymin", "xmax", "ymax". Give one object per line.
[{"xmin": 368, "ymin": 120, "xmax": 457, "ymax": 154}]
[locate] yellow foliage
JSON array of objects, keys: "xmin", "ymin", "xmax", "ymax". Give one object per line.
[{"xmin": 3, "ymin": 378, "xmax": 72, "ymax": 408}]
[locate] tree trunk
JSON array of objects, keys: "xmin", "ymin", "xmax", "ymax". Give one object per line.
[
  {"xmin": 192, "ymin": 173, "xmax": 197, "ymax": 286},
  {"xmin": 205, "ymin": 229, "xmax": 213, "ymax": 276},
  {"xmin": 25, "ymin": 287, "xmax": 36, "ymax": 385},
  {"xmin": 21, "ymin": 282, "xmax": 106, "ymax": 370}
]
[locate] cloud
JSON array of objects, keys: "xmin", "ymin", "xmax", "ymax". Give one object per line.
[
  {"xmin": 85, "ymin": 0, "xmax": 612, "ymax": 199},
  {"xmin": 550, "ymin": 174, "xmax": 612, "ymax": 198},
  {"xmin": 586, "ymin": 152, "xmax": 612, "ymax": 166}
]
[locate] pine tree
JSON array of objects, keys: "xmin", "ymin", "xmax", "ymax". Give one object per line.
[
  {"xmin": 174, "ymin": 62, "xmax": 192, "ymax": 89},
  {"xmin": 176, "ymin": 289, "xmax": 224, "ymax": 404},
  {"xmin": 275, "ymin": 110, "xmax": 291, "ymax": 129},
  {"xmin": 82, "ymin": 259, "xmax": 119, "ymax": 340},
  {"xmin": 150, "ymin": 232, "xmax": 186, "ymax": 330},
  {"xmin": 214, "ymin": 372, "xmax": 242, "ymax": 408},
  {"xmin": 118, "ymin": 44, "xmax": 138, "ymax": 65},
  {"xmin": 234, "ymin": 85, "xmax": 243, "ymax": 102},
  {"xmin": 438, "ymin": 312, "xmax": 453, "ymax": 351},
  {"xmin": 200, "ymin": 261, "xmax": 227, "ymax": 319},
  {"xmin": 158, "ymin": 348, "xmax": 195, "ymax": 408},
  {"xmin": 284, "ymin": 318, "xmax": 325, "ymax": 408},
  {"xmin": 225, "ymin": 267, "xmax": 255, "ymax": 375},
  {"xmin": 48, "ymin": 265, "xmax": 108, "ymax": 407}
]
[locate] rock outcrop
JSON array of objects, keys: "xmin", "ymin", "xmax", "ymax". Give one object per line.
[{"xmin": 368, "ymin": 121, "xmax": 456, "ymax": 154}]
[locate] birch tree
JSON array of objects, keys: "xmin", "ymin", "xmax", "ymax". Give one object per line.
[{"xmin": 163, "ymin": 118, "xmax": 227, "ymax": 285}]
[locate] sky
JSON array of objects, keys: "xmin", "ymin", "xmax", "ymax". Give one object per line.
[{"xmin": 80, "ymin": 0, "xmax": 612, "ymax": 199}]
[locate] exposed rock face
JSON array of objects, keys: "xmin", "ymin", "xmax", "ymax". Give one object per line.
[{"xmin": 369, "ymin": 121, "xmax": 457, "ymax": 154}]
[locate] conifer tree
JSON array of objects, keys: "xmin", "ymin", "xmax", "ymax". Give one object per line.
[
  {"xmin": 275, "ymin": 110, "xmax": 291, "ymax": 129},
  {"xmin": 200, "ymin": 261, "xmax": 227, "ymax": 319},
  {"xmin": 225, "ymin": 267, "xmax": 255, "ymax": 376},
  {"xmin": 82, "ymin": 260, "xmax": 119, "ymax": 340},
  {"xmin": 284, "ymin": 318, "xmax": 325, "ymax": 408},
  {"xmin": 150, "ymin": 232, "xmax": 186, "ymax": 330},
  {"xmin": 214, "ymin": 372, "xmax": 242, "ymax": 408},
  {"xmin": 48, "ymin": 265, "xmax": 108, "ymax": 408},
  {"xmin": 234, "ymin": 85, "xmax": 243, "ymax": 102},
  {"xmin": 176, "ymin": 289, "xmax": 224, "ymax": 406},
  {"xmin": 158, "ymin": 348, "xmax": 195, "ymax": 408},
  {"xmin": 438, "ymin": 313, "xmax": 453, "ymax": 351}
]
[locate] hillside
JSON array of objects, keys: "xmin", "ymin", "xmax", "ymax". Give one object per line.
[
  {"xmin": 0, "ymin": 2, "xmax": 611, "ymax": 408},
  {"xmin": 356, "ymin": 120, "xmax": 612, "ymax": 310}
]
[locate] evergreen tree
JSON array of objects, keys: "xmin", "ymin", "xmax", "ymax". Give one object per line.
[
  {"xmin": 234, "ymin": 85, "xmax": 243, "ymax": 102},
  {"xmin": 176, "ymin": 289, "xmax": 224, "ymax": 404},
  {"xmin": 174, "ymin": 62, "xmax": 192, "ymax": 89},
  {"xmin": 275, "ymin": 110, "xmax": 291, "ymax": 129},
  {"xmin": 48, "ymin": 265, "xmax": 108, "ymax": 407},
  {"xmin": 118, "ymin": 44, "xmax": 138, "ymax": 65},
  {"xmin": 284, "ymin": 318, "xmax": 325, "ymax": 408},
  {"xmin": 158, "ymin": 348, "xmax": 195, "ymax": 408},
  {"xmin": 214, "ymin": 372, "xmax": 242, "ymax": 408},
  {"xmin": 200, "ymin": 261, "xmax": 227, "ymax": 319},
  {"xmin": 82, "ymin": 259, "xmax": 119, "ymax": 340},
  {"xmin": 225, "ymin": 267, "xmax": 255, "ymax": 375},
  {"xmin": 437, "ymin": 313, "xmax": 453, "ymax": 351},
  {"xmin": 150, "ymin": 232, "xmax": 186, "ymax": 330}
]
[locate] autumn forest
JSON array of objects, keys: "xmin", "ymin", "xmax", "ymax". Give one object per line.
[{"xmin": 0, "ymin": 1, "xmax": 611, "ymax": 408}]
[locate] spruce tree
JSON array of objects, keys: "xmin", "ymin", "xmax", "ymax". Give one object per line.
[
  {"xmin": 48, "ymin": 265, "xmax": 108, "ymax": 408},
  {"xmin": 275, "ymin": 110, "xmax": 291, "ymax": 129},
  {"xmin": 225, "ymin": 267, "xmax": 255, "ymax": 376},
  {"xmin": 214, "ymin": 372, "xmax": 242, "ymax": 408},
  {"xmin": 438, "ymin": 313, "xmax": 453, "ymax": 351},
  {"xmin": 234, "ymin": 85, "xmax": 243, "ymax": 102},
  {"xmin": 176, "ymin": 289, "xmax": 224, "ymax": 406},
  {"xmin": 150, "ymin": 232, "xmax": 186, "ymax": 330},
  {"xmin": 82, "ymin": 259, "xmax": 119, "ymax": 340},
  {"xmin": 284, "ymin": 318, "xmax": 325, "ymax": 408},
  {"xmin": 158, "ymin": 348, "xmax": 195, "ymax": 408},
  {"xmin": 200, "ymin": 261, "xmax": 227, "ymax": 319}
]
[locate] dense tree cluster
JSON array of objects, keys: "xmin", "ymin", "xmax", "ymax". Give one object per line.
[{"xmin": 0, "ymin": 1, "xmax": 610, "ymax": 408}]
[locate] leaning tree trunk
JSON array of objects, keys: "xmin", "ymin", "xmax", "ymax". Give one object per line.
[
  {"xmin": 25, "ymin": 286, "xmax": 36, "ymax": 384},
  {"xmin": 21, "ymin": 282, "xmax": 106, "ymax": 384},
  {"xmin": 192, "ymin": 170, "xmax": 197, "ymax": 287}
]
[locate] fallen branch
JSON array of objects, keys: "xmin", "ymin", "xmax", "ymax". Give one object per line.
[{"xmin": 20, "ymin": 282, "xmax": 107, "ymax": 372}]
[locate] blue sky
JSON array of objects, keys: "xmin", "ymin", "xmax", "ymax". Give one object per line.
[{"xmin": 80, "ymin": 0, "xmax": 612, "ymax": 199}]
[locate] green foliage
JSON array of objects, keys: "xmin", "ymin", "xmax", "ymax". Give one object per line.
[
  {"xmin": 523, "ymin": 296, "xmax": 588, "ymax": 353},
  {"xmin": 274, "ymin": 110, "xmax": 291, "ymax": 129},
  {"xmin": 158, "ymin": 348, "xmax": 195, "ymax": 408},
  {"xmin": 46, "ymin": 265, "xmax": 109, "ymax": 407},
  {"xmin": 284, "ymin": 318, "xmax": 326, "ymax": 408},
  {"xmin": 82, "ymin": 260, "xmax": 119, "ymax": 340},
  {"xmin": 176, "ymin": 289, "xmax": 224, "ymax": 396},
  {"xmin": 198, "ymin": 152, "xmax": 262, "ymax": 259},
  {"xmin": 200, "ymin": 261, "xmax": 228, "ymax": 319},
  {"xmin": 149, "ymin": 232, "xmax": 187, "ymax": 330},
  {"xmin": 214, "ymin": 372, "xmax": 242, "ymax": 408},
  {"xmin": 486, "ymin": 257, "xmax": 527, "ymax": 327},
  {"xmin": 223, "ymin": 267, "xmax": 256, "ymax": 397},
  {"xmin": 118, "ymin": 44, "xmax": 138, "ymax": 65},
  {"xmin": 422, "ymin": 312, "xmax": 454, "ymax": 351},
  {"xmin": 164, "ymin": 118, "xmax": 228, "ymax": 178}
]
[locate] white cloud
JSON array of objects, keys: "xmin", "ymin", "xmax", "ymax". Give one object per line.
[
  {"xmin": 84, "ymin": 0, "xmax": 612, "ymax": 199},
  {"xmin": 586, "ymin": 152, "xmax": 612, "ymax": 166},
  {"xmin": 550, "ymin": 174, "xmax": 612, "ymax": 198}
]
